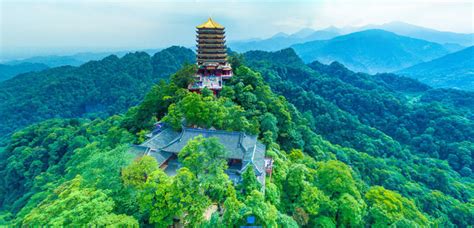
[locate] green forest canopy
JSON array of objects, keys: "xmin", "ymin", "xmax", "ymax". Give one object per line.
[
  {"xmin": 0, "ymin": 49, "xmax": 472, "ymax": 226},
  {"xmin": 0, "ymin": 46, "xmax": 195, "ymax": 144}
]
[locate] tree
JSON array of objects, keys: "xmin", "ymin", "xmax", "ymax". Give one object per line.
[
  {"xmin": 238, "ymin": 166, "xmax": 262, "ymax": 197},
  {"xmin": 277, "ymin": 213, "xmax": 299, "ymax": 227},
  {"xmin": 365, "ymin": 186, "xmax": 428, "ymax": 227},
  {"xmin": 179, "ymin": 136, "xmax": 233, "ymax": 203},
  {"xmin": 22, "ymin": 176, "xmax": 126, "ymax": 226},
  {"xmin": 121, "ymin": 155, "xmax": 159, "ymax": 188},
  {"xmin": 298, "ymin": 184, "xmax": 328, "ymax": 216},
  {"xmin": 201, "ymin": 87, "xmax": 213, "ymax": 97},
  {"xmin": 336, "ymin": 193, "xmax": 365, "ymax": 226},
  {"xmin": 90, "ymin": 214, "xmax": 139, "ymax": 226},
  {"xmin": 260, "ymin": 113, "xmax": 279, "ymax": 141},
  {"xmin": 316, "ymin": 160, "xmax": 359, "ymax": 199},
  {"xmin": 170, "ymin": 64, "xmax": 197, "ymax": 88},
  {"xmin": 285, "ymin": 163, "xmax": 308, "ymax": 201},
  {"xmin": 243, "ymin": 190, "xmax": 278, "ymax": 226},
  {"xmin": 143, "ymin": 169, "xmax": 174, "ymax": 226},
  {"xmin": 168, "ymin": 168, "xmax": 210, "ymax": 226},
  {"xmin": 178, "ymin": 136, "xmax": 227, "ymax": 175},
  {"xmin": 222, "ymin": 196, "xmax": 245, "ymax": 226}
]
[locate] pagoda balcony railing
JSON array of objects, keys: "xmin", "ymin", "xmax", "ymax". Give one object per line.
[
  {"xmin": 198, "ymin": 58, "xmax": 227, "ymax": 61},
  {"xmin": 198, "ymin": 47, "xmax": 227, "ymax": 50},
  {"xmin": 188, "ymin": 75, "xmax": 223, "ymax": 90},
  {"xmin": 197, "ymin": 44, "xmax": 226, "ymax": 48},
  {"xmin": 221, "ymin": 72, "xmax": 233, "ymax": 78},
  {"xmin": 197, "ymin": 39, "xmax": 226, "ymax": 43},
  {"xmin": 197, "ymin": 35, "xmax": 226, "ymax": 39},
  {"xmin": 196, "ymin": 72, "xmax": 233, "ymax": 77},
  {"xmin": 198, "ymin": 54, "xmax": 227, "ymax": 57},
  {"xmin": 198, "ymin": 55, "xmax": 227, "ymax": 58},
  {"xmin": 197, "ymin": 48, "xmax": 227, "ymax": 52},
  {"xmin": 198, "ymin": 60, "xmax": 227, "ymax": 64},
  {"xmin": 198, "ymin": 50, "xmax": 227, "ymax": 54}
]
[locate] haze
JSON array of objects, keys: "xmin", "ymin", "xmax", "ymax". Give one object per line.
[{"xmin": 1, "ymin": 0, "xmax": 473, "ymax": 60}]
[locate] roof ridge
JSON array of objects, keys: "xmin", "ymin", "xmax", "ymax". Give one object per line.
[
  {"xmin": 140, "ymin": 127, "xmax": 169, "ymax": 146},
  {"xmin": 184, "ymin": 127, "xmax": 245, "ymax": 136},
  {"xmin": 160, "ymin": 128, "xmax": 185, "ymax": 150}
]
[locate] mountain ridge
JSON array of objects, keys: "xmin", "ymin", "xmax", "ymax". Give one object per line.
[
  {"xmin": 291, "ymin": 29, "xmax": 450, "ymax": 74},
  {"xmin": 0, "ymin": 46, "xmax": 194, "ymax": 143},
  {"xmin": 397, "ymin": 46, "xmax": 474, "ymax": 91}
]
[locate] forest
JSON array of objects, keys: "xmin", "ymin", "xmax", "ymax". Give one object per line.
[
  {"xmin": 0, "ymin": 49, "xmax": 472, "ymax": 226},
  {"xmin": 0, "ymin": 46, "xmax": 195, "ymax": 144}
]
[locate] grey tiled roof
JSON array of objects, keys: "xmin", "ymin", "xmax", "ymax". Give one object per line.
[
  {"xmin": 142, "ymin": 127, "xmax": 181, "ymax": 149},
  {"xmin": 128, "ymin": 145, "xmax": 150, "ymax": 157},
  {"xmin": 149, "ymin": 150, "xmax": 173, "ymax": 165},
  {"xmin": 128, "ymin": 126, "xmax": 267, "ymax": 186},
  {"xmin": 160, "ymin": 128, "xmax": 258, "ymax": 160}
]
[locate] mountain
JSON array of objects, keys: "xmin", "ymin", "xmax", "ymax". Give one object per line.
[
  {"xmin": 1, "ymin": 47, "xmax": 472, "ymax": 226},
  {"xmin": 229, "ymin": 22, "xmax": 472, "ymax": 54},
  {"xmin": 291, "ymin": 28, "xmax": 316, "ymax": 38},
  {"xmin": 228, "ymin": 28, "xmax": 340, "ymax": 52},
  {"xmin": 0, "ymin": 46, "xmax": 194, "ymax": 143},
  {"xmin": 397, "ymin": 46, "xmax": 474, "ymax": 91},
  {"xmin": 361, "ymin": 21, "xmax": 474, "ymax": 47},
  {"xmin": 291, "ymin": 29, "xmax": 450, "ymax": 74},
  {"xmin": 243, "ymin": 48, "xmax": 473, "ymax": 224},
  {"xmin": 4, "ymin": 49, "xmax": 161, "ymax": 68},
  {"xmin": 0, "ymin": 63, "xmax": 49, "ymax": 82},
  {"xmin": 245, "ymin": 48, "xmax": 474, "ymax": 173}
]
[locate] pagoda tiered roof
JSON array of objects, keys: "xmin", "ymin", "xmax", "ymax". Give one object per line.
[
  {"xmin": 193, "ymin": 18, "xmax": 233, "ymax": 90},
  {"xmin": 196, "ymin": 18, "xmax": 224, "ymax": 29}
]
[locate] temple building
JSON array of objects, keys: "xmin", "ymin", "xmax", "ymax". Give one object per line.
[
  {"xmin": 130, "ymin": 127, "xmax": 268, "ymax": 187},
  {"xmin": 128, "ymin": 18, "xmax": 271, "ymax": 190},
  {"xmin": 189, "ymin": 18, "xmax": 233, "ymax": 93}
]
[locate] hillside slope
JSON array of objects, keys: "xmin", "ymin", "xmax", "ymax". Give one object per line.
[
  {"xmin": 397, "ymin": 46, "xmax": 474, "ymax": 91},
  {"xmin": 0, "ymin": 63, "xmax": 49, "ymax": 82},
  {"xmin": 0, "ymin": 54, "xmax": 472, "ymax": 226},
  {"xmin": 291, "ymin": 29, "xmax": 450, "ymax": 74},
  {"xmin": 0, "ymin": 46, "xmax": 195, "ymax": 143}
]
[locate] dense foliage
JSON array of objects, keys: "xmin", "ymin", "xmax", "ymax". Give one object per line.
[
  {"xmin": 243, "ymin": 48, "xmax": 474, "ymax": 226},
  {"xmin": 0, "ymin": 46, "xmax": 195, "ymax": 144},
  {"xmin": 0, "ymin": 49, "xmax": 472, "ymax": 226}
]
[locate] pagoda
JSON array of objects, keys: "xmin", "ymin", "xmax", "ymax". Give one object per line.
[{"xmin": 189, "ymin": 18, "xmax": 233, "ymax": 93}]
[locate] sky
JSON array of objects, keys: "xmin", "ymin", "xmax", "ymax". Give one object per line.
[{"xmin": 1, "ymin": 0, "xmax": 473, "ymax": 59}]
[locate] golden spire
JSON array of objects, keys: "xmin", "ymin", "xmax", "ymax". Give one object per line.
[{"xmin": 196, "ymin": 17, "xmax": 224, "ymax": 29}]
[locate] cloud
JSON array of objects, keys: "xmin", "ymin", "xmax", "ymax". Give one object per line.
[{"xmin": 0, "ymin": 0, "xmax": 472, "ymax": 59}]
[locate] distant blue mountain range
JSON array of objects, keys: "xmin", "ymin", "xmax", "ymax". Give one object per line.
[
  {"xmin": 228, "ymin": 28, "xmax": 340, "ymax": 52},
  {"xmin": 0, "ymin": 62, "xmax": 49, "ymax": 82},
  {"xmin": 397, "ymin": 46, "xmax": 474, "ymax": 91},
  {"xmin": 2, "ymin": 21, "xmax": 472, "ymax": 90},
  {"xmin": 356, "ymin": 21, "xmax": 473, "ymax": 47},
  {"xmin": 4, "ymin": 49, "xmax": 161, "ymax": 68},
  {"xmin": 229, "ymin": 21, "xmax": 472, "ymax": 53},
  {"xmin": 0, "ymin": 49, "xmax": 161, "ymax": 82},
  {"xmin": 291, "ymin": 29, "xmax": 450, "ymax": 74}
]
